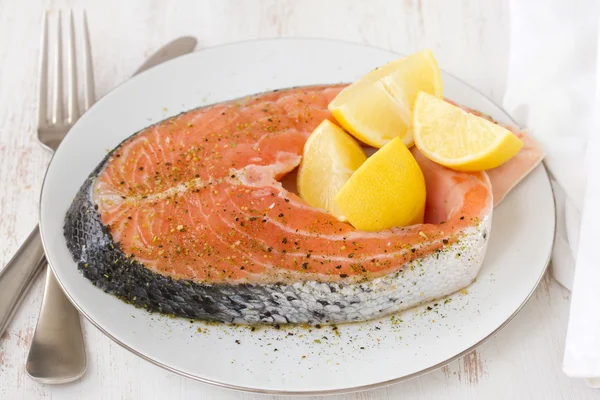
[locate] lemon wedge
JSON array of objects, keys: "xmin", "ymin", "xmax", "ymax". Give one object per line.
[
  {"xmin": 329, "ymin": 49, "xmax": 442, "ymax": 148},
  {"xmin": 413, "ymin": 92, "xmax": 524, "ymax": 171},
  {"xmin": 333, "ymin": 137, "xmax": 426, "ymax": 231},
  {"xmin": 297, "ymin": 120, "xmax": 367, "ymax": 219}
]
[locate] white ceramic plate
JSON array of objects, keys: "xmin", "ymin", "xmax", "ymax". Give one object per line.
[{"xmin": 40, "ymin": 39, "xmax": 555, "ymax": 395}]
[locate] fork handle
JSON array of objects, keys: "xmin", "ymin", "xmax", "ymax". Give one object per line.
[{"xmin": 0, "ymin": 226, "xmax": 46, "ymax": 337}]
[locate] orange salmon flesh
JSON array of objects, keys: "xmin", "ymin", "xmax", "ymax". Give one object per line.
[{"xmin": 91, "ymin": 85, "xmax": 541, "ymax": 285}]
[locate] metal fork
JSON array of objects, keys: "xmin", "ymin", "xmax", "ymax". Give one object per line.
[
  {"xmin": 0, "ymin": 10, "xmax": 92, "ymax": 384},
  {"xmin": 25, "ymin": 10, "xmax": 93, "ymax": 383}
]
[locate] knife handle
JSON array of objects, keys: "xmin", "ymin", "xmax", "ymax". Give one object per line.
[{"xmin": 0, "ymin": 226, "xmax": 46, "ymax": 337}]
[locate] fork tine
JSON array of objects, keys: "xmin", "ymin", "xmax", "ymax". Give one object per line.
[
  {"xmin": 82, "ymin": 11, "xmax": 95, "ymax": 110},
  {"xmin": 38, "ymin": 11, "xmax": 49, "ymax": 125},
  {"xmin": 52, "ymin": 11, "xmax": 64, "ymax": 124},
  {"xmin": 67, "ymin": 10, "xmax": 79, "ymax": 123}
]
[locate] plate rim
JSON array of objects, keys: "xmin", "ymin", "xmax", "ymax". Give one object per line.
[{"xmin": 38, "ymin": 37, "xmax": 556, "ymax": 396}]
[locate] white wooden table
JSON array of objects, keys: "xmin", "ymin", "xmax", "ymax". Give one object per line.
[{"xmin": 0, "ymin": 0, "xmax": 595, "ymax": 399}]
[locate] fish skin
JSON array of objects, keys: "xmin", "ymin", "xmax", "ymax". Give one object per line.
[{"xmin": 63, "ymin": 85, "xmax": 514, "ymax": 325}]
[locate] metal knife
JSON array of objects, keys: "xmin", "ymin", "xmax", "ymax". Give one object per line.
[
  {"xmin": 24, "ymin": 35, "xmax": 197, "ymax": 383},
  {"xmin": 0, "ymin": 35, "xmax": 196, "ymax": 381},
  {"xmin": 134, "ymin": 36, "xmax": 197, "ymax": 75}
]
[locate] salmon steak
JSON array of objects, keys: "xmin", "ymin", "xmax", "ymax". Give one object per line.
[{"xmin": 64, "ymin": 85, "xmax": 544, "ymax": 325}]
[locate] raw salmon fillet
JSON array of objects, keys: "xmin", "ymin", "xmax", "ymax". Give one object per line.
[{"xmin": 64, "ymin": 85, "xmax": 543, "ymax": 324}]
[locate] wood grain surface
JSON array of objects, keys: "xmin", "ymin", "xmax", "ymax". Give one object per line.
[{"xmin": 0, "ymin": 0, "xmax": 595, "ymax": 399}]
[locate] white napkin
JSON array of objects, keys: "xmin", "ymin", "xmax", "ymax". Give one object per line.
[{"xmin": 503, "ymin": 0, "xmax": 600, "ymax": 385}]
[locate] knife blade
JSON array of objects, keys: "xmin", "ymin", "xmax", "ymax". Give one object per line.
[
  {"xmin": 0, "ymin": 36, "xmax": 198, "ymax": 343},
  {"xmin": 134, "ymin": 36, "xmax": 197, "ymax": 75}
]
